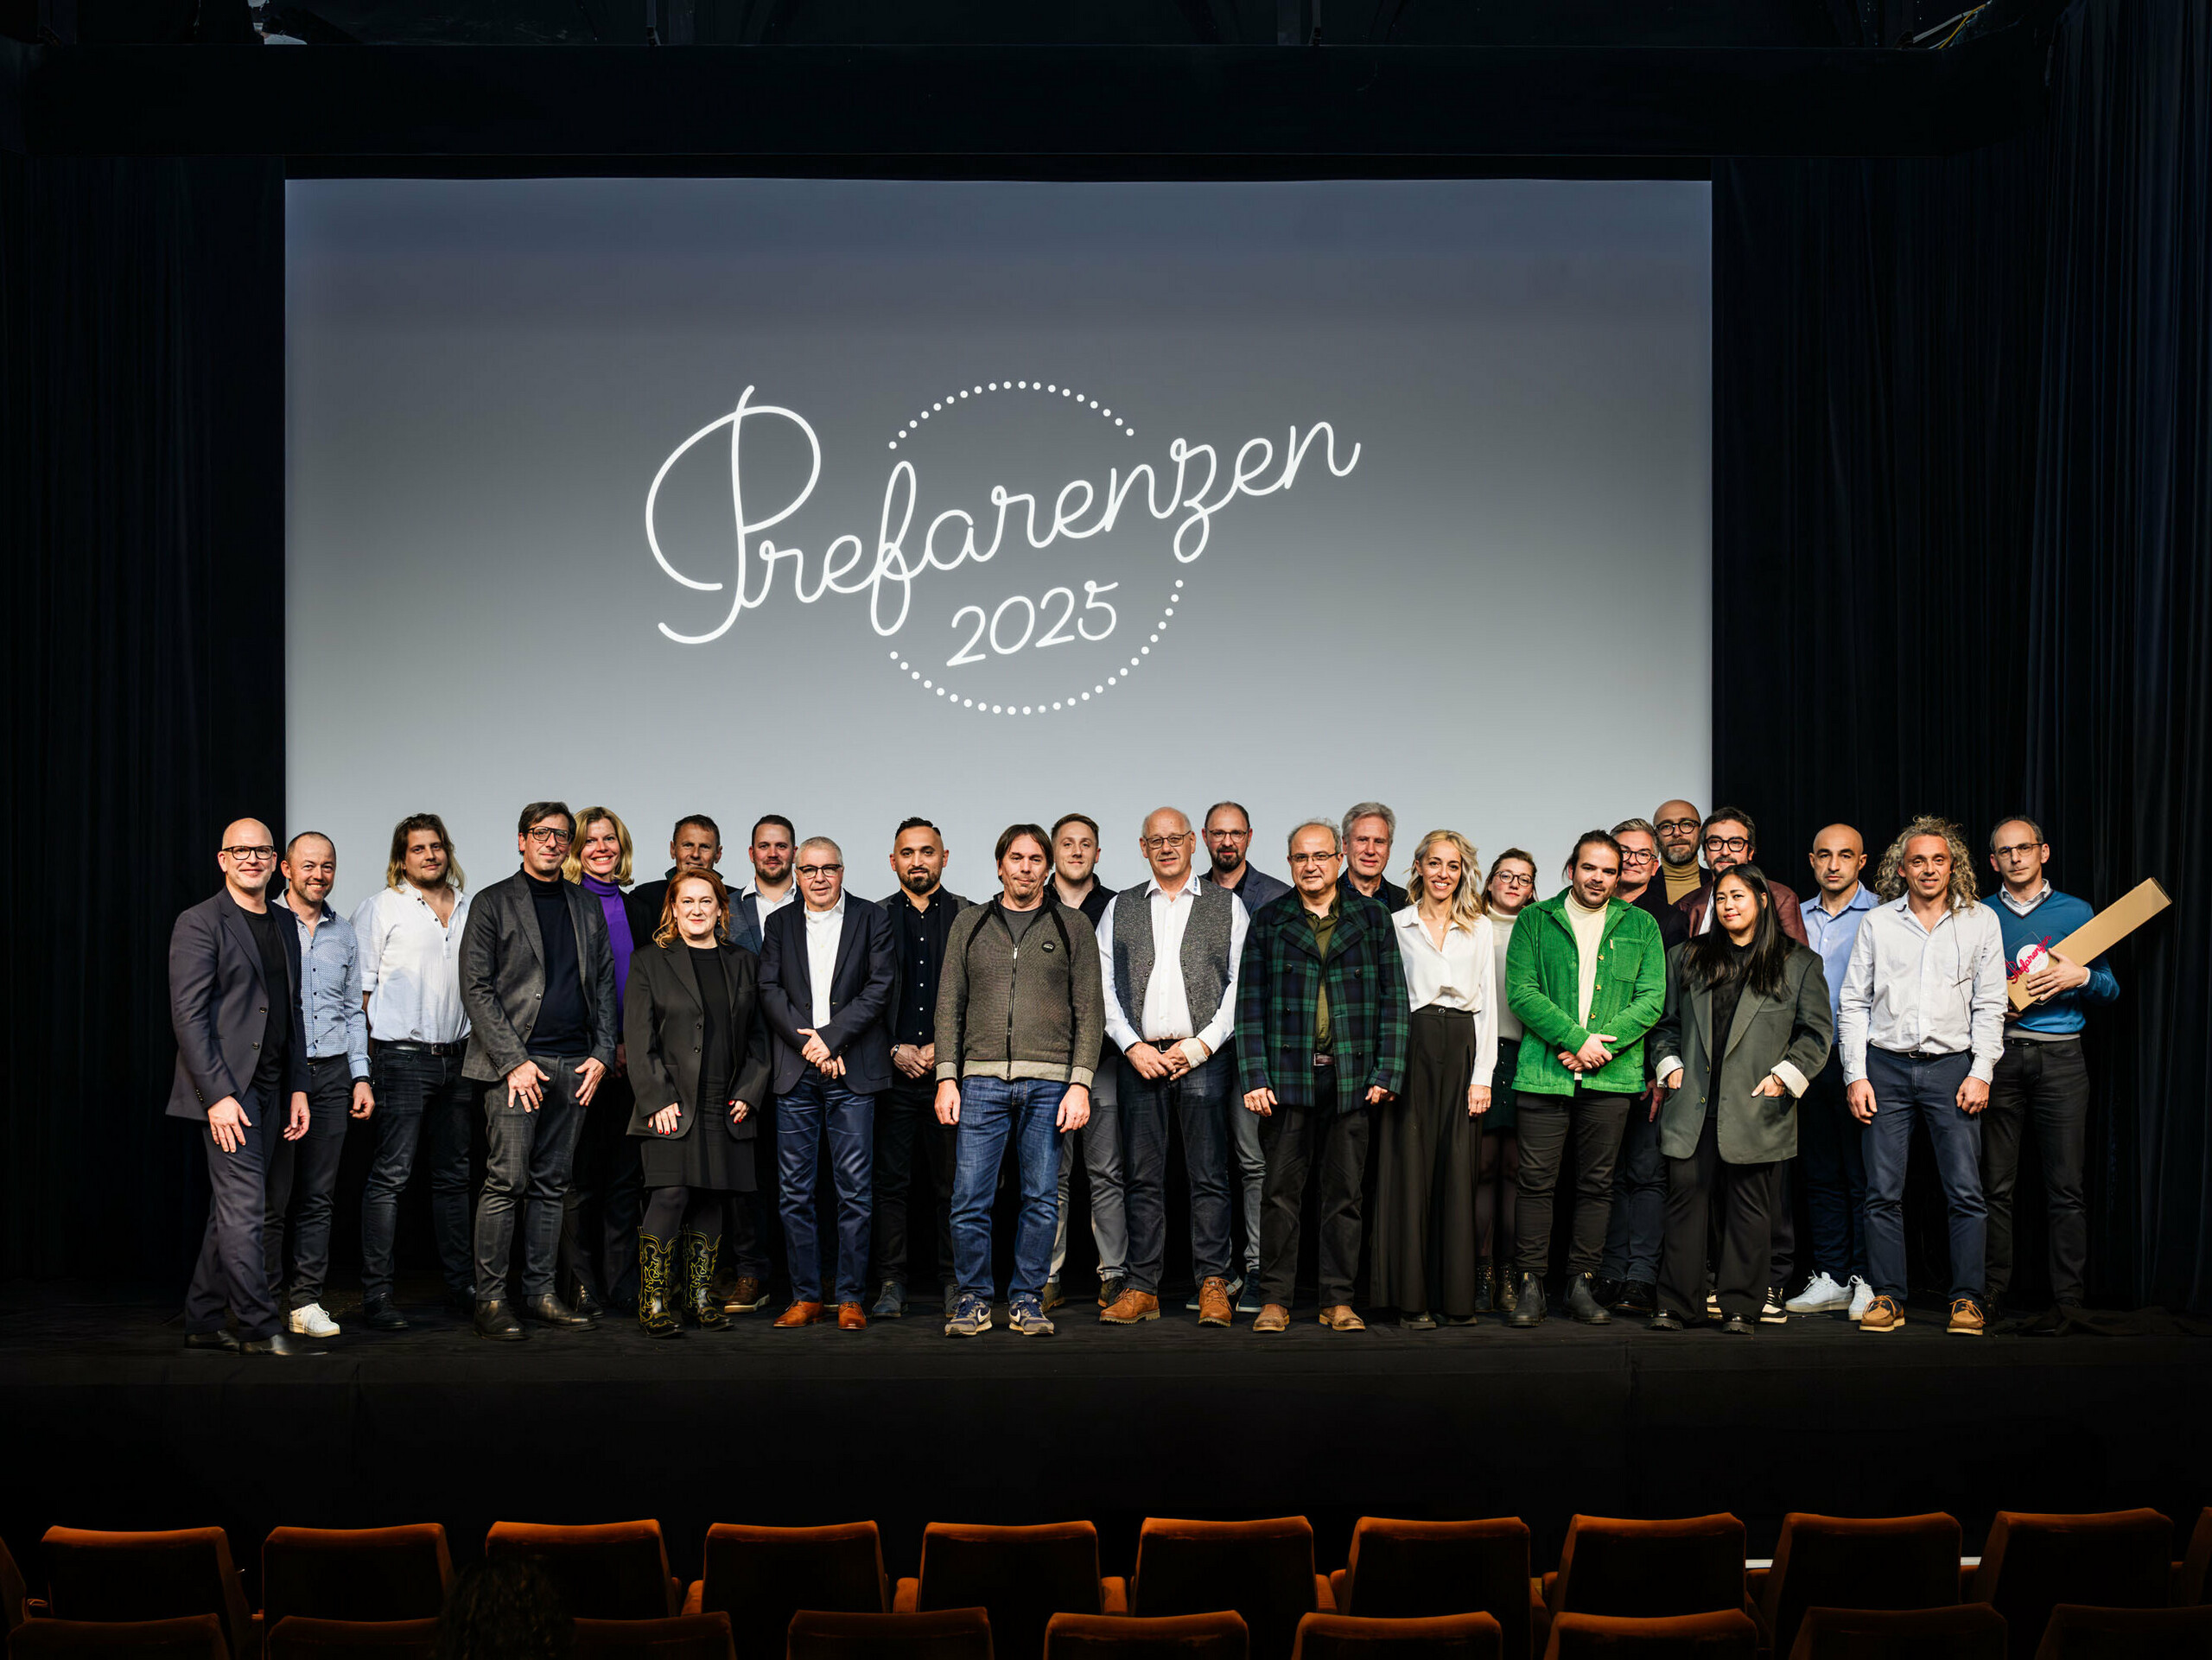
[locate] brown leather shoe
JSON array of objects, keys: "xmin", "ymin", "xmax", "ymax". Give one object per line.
[
  {"xmin": 1251, "ymin": 1302, "xmax": 1291, "ymax": 1332},
  {"xmin": 1318, "ymin": 1304, "xmax": 1366, "ymax": 1332},
  {"xmin": 772, "ymin": 1301, "xmax": 824, "ymax": 1328},
  {"xmin": 1099, "ymin": 1288, "xmax": 1160, "ymax": 1325},
  {"xmin": 723, "ymin": 1275, "xmax": 768, "ymax": 1314},
  {"xmin": 1859, "ymin": 1294, "xmax": 1904, "ymax": 1332},
  {"xmin": 837, "ymin": 1301, "xmax": 868, "ymax": 1331},
  {"xmin": 1197, "ymin": 1276, "xmax": 1233, "ymax": 1327},
  {"xmin": 1946, "ymin": 1297, "xmax": 1985, "ymax": 1336}
]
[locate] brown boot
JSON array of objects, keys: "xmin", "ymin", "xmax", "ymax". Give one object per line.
[
  {"xmin": 1318, "ymin": 1304, "xmax": 1366, "ymax": 1332},
  {"xmin": 837, "ymin": 1301, "xmax": 868, "ymax": 1331},
  {"xmin": 1251, "ymin": 1302, "xmax": 1291, "ymax": 1332},
  {"xmin": 723, "ymin": 1275, "xmax": 767, "ymax": 1314},
  {"xmin": 1196, "ymin": 1276, "xmax": 1233, "ymax": 1327},
  {"xmin": 1099, "ymin": 1288, "xmax": 1160, "ymax": 1325},
  {"xmin": 772, "ymin": 1301, "xmax": 825, "ymax": 1328}
]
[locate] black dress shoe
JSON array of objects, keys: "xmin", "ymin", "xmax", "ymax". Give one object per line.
[
  {"xmin": 446, "ymin": 1289, "xmax": 478, "ymax": 1319},
  {"xmin": 569, "ymin": 1285, "xmax": 605, "ymax": 1320},
  {"xmin": 1567, "ymin": 1274, "xmax": 1613, "ymax": 1325},
  {"xmin": 242, "ymin": 1331, "xmax": 326, "ymax": 1356},
  {"xmin": 1472, "ymin": 1270, "xmax": 1496, "ymax": 1314},
  {"xmin": 521, "ymin": 1293, "xmax": 597, "ymax": 1328},
  {"xmin": 1592, "ymin": 1274, "xmax": 1624, "ymax": 1308},
  {"xmin": 1648, "ymin": 1311, "xmax": 1686, "ymax": 1332},
  {"xmin": 361, "ymin": 1296, "xmax": 410, "ymax": 1332},
  {"xmin": 1612, "ymin": 1279, "xmax": 1657, "ymax": 1317},
  {"xmin": 474, "ymin": 1301, "xmax": 529, "ymax": 1341},
  {"xmin": 183, "ymin": 1329, "xmax": 240, "ymax": 1353},
  {"xmin": 1507, "ymin": 1274, "xmax": 1548, "ymax": 1327},
  {"xmin": 1720, "ymin": 1314, "xmax": 1757, "ymax": 1335}
]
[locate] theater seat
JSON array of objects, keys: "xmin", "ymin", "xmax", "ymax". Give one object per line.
[
  {"xmin": 1330, "ymin": 1519, "xmax": 1533, "ymax": 1660},
  {"xmin": 41, "ymin": 1529, "xmax": 255, "ymax": 1660},
  {"xmin": 10, "ymin": 1616, "xmax": 230, "ymax": 1660},
  {"xmin": 485, "ymin": 1522, "xmax": 679, "ymax": 1619},
  {"xmin": 2031, "ymin": 1603, "xmax": 2212, "ymax": 1659},
  {"xmin": 1755, "ymin": 1515, "xmax": 1963, "ymax": 1659},
  {"xmin": 787, "ymin": 1609, "xmax": 994, "ymax": 1660},
  {"xmin": 685, "ymin": 1523, "xmax": 888, "ymax": 1660},
  {"xmin": 263, "ymin": 1618, "xmax": 439, "ymax": 1660},
  {"xmin": 1545, "ymin": 1519, "xmax": 1748, "ymax": 1623},
  {"xmin": 1784, "ymin": 1605, "xmax": 2006, "ymax": 1660},
  {"xmin": 1290, "ymin": 1612, "xmax": 1503, "ymax": 1660},
  {"xmin": 574, "ymin": 1614, "xmax": 737, "ymax": 1660},
  {"xmin": 261, "ymin": 1530, "xmax": 453, "ymax": 1625},
  {"xmin": 2171, "ymin": 1511, "xmax": 2209, "ymax": 1606},
  {"xmin": 1043, "ymin": 1612, "xmax": 1249, "ymax": 1660},
  {"xmin": 1971, "ymin": 1512, "xmax": 2172, "ymax": 1660},
  {"xmin": 1128, "ymin": 1518, "xmax": 1332, "ymax": 1660},
  {"xmin": 1540, "ymin": 1610, "xmax": 1758, "ymax": 1658},
  {"xmin": 893, "ymin": 1523, "xmax": 1123, "ymax": 1660},
  {"xmin": 4, "ymin": 1537, "xmax": 26, "ymax": 1633}
]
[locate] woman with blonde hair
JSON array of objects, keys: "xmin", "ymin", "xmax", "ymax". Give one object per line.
[{"xmin": 1372, "ymin": 830, "xmax": 1499, "ymax": 1327}]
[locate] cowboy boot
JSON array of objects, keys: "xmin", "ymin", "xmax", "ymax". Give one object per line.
[
  {"xmin": 683, "ymin": 1230, "xmax": 729, "ymax": 1330},
  {"xmin": 636, "ymin": 1231, "xmax": 683, "ymax": 1339}
]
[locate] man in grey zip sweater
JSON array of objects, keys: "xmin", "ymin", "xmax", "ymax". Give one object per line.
[{"xmin": 934, "ymin": 823, "xmax": 1107, "ymax": 1337}]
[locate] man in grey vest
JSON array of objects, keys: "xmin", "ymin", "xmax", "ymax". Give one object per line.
[{"xmin": 1096, "ymin": 807, "xmax": 1251, "ymax": 1326}]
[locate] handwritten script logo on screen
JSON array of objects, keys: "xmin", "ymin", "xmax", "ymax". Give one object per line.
[{"xmin": 645, "ymin": 383, "xmax": 1358, "ymax": 716}]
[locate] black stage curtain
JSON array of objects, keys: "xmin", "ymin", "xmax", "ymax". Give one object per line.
[
  {"xmin": 0, "ymin": 156, "xmax": 286, "ymax": 1279},
  {"xmin": 1715, "ymin": 0, "xmax": 2210, "ymax": 1310}
]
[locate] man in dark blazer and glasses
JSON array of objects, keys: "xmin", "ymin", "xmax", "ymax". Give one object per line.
[
  {"xmin": 169, "ymin": 817, "xmax": 316, "ymax": 1355},
  {"xmin": 460, "ymin": 800, "xmax": 619, "ymax": 1341}
]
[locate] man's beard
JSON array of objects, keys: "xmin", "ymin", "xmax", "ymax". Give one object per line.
[
  {"xmin": 901, "ymin": 868, "xmax": 942, "ymax": 896},
  {"xmin": 1660, "ymin": 846, "xmax": 1696, "ymax": 868},
  {"xmin": 1210, "ymin": 845, "xmax": 1245, "ymax": 874}
]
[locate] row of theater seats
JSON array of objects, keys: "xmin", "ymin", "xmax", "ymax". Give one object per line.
[{"xmin": 4, "ymin": 1511, "xmax": 2211, "ymax": 1660}]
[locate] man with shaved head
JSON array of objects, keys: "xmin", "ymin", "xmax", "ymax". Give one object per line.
[
  {"xmin": 1095, "ymin": 807, "xmax": 1251, "ymax": 1326},
  {"xmin": 1652, "ymin": 800, "xmax": 1707, "ymax": 906},
  {"xmin": 168, "ymin": 817, "xmax": 317, "ymax": 1355}
]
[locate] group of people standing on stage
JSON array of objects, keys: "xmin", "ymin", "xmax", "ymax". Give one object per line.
[{"xmin": 168, "ymin": 792, "xmax": 2118, "ymax": 1353}]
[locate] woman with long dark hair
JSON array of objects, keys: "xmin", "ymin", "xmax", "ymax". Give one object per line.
[{"xmin": 1647, "ymin": 863, "xmax": 1833, "ymax": 1334}]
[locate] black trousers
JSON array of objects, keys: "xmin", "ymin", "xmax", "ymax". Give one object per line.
[
  {"xmin": 1660, "ymin": 1105, "xmax": 1783, "ymax": 1322},
  {"xmin": 871, "ymin": 1077, "xmax": 957, "ymax": 1290},
  {"xmin": 1982, "ymin": 1034, "xmax": 2091, "ymax": 1307},
  {"xmin": 1514, "ymin": 1090, "xmax": 1632, "ymax": 1278},
  {"xmin": 186, "ymin": 1084, "xmax": 282, "ymax": 1341},
  {"xmin": 561, "ymin": 1071, "xmax": 644, "ymax": 1304},
  {"xmin": 263, "ymin": 1055, "xmax": 354, "ymax": 1310},
  {"xmin": 725, "ymin": 1096, "xmax": 780, "ymax": 1284},
  {"xmin": 1255, "ymin": 1074, "xmax": 1370, "ymax": 1309}
]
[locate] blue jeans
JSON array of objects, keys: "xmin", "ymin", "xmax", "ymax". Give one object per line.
[
  {"xmin": 1117, "ymin": 1050, "xmax": 1234, "ymax": 1292},
  {"xmin": 1599, "ymin": 1091, "xmax": 1665, "ymax": 1285},
  {"xmin": 1798, "ymin": 1052, "xmax": 1868, "ymax": 1282},
  {"xmin": 1862, "ymin": 1047, "xmax": 1985, "ymax": 1302},
  {"xmin": 950, "ymin": 1076, "xmax": 1065, "ymax": 1301},
  {"xmin": 360, "ymin": 1044, "xmax": 475, "ymax": 1301},
  {"xmin": 777, "ymin": 1075, "xmax": 876, "ymax": 1305},
  {"xmin": 474, "ymin": 1054, "xmax": 588, "ymax": 1301}
]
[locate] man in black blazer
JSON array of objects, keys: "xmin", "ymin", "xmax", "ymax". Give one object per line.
[
  {"xmin": 459, "ymin": 800, "xmax": 620, "ymax": 1341},
  {"xmin": 758, "ymin": 835, "xmax": 894, "ymax": 1329},
  {"xmin": 168, "ymin": 818, "xmax": 316, "ymax": 1356}
]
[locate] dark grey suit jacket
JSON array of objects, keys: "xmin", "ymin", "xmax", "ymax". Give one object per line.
[
  {"xmin": 167, "ymin": 889, "xmax": 312, "ymax": 1120},
  {"xmin": 459, "ymin": 869, "xmax": 620, "ymax": 1083},
  {"xmin": 1649, "ymin": 942, "xmax": 1834, "ymax": 1165},
  {"xmin": 758, "ymin": 896, "xmax": 896, "ymax": 1096},
  {"xmin": 624, "ymin": 938, "xmax": 772, "ymax": 1141}
]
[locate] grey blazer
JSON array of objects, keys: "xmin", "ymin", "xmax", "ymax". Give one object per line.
[
  {"xmin": 624, "ymin": 938, "xmax": 772, "ymax": 1141},
  {"xmin": 167, "ymin": 890, "xmax": 313, "ymax": 1120},
  {"xmin": 1649, "ymin": 941, "xmax": 1834, "ymax": 1166},
  {"xmin": 459, "ymin": 870, "xmax": 620, "ymax": 1083}
]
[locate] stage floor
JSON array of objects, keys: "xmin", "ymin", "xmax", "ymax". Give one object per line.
[{"xmin": 3, "ymin": 1282, "xmax": 2207, "ymax": 1581}]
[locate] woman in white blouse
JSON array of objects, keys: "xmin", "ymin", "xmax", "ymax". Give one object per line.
[{"xmin": 1371, "ymin": 830, "xmax": 1499, "ymax": 1328}]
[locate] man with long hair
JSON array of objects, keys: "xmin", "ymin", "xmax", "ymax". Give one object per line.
[{"xmin": 1838, "ymin": 815, "xmax": 2007, "ymax": 1335}]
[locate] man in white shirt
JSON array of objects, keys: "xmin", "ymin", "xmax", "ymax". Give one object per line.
[
  {"xmin": 1096, "ymin": 808, "xmax": 1250, "ymax": 1327},
  {"xmin": 738, "ymin": 814, "xmax": 798, "ymax": 940},
  {"xmin": 1838, "ymin": 816, "xmax": 2007, "ymax": 1336},
  {"xmin": 352, "ymin": 812, "xmax": 476, "ymax": 1332}
]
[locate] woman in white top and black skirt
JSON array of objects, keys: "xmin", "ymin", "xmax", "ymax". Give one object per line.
[
  {"xmin": 624, "ymin": 868, "xmax": 772, "ymax": 1338},
  {"xmin": 1372, "ymin": 830, "xmax": 1499, "ymax": 1328}
]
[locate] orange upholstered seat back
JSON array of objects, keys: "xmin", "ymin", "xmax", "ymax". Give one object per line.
[
  {"xmin": 261, "ymin": 1529, "xmax": 453, "ymax": 1625},
  {"xmin": 484, "ymin": 1520, "xmax": 677, "ymax": 1620}
]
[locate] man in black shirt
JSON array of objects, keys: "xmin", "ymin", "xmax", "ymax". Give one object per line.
[
  {"xmin": 459, "ymin": 801, "xmax": 620, "ymax": 1341},
  {"xmin": 868, "ymin": 818, "xmax": 969, "ymax": 1319},
  {"xmin": 1338, "ymin": 801, "xmax": 1411, "ymax": 912}
]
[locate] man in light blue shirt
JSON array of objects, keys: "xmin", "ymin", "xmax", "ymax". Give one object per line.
[{"xmin": 1786, "ymin": 824, "xmax": 1882, "ymax": 1320}]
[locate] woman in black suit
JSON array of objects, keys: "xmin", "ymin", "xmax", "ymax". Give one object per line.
[{"xmin": 624, "ymin": 868, "xmax": 772, "ymax": 1338}]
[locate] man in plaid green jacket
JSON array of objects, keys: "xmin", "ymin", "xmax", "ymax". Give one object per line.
[{"xmin": 1236, "ymin": 819, "xmax": 1410, "ymax": 1332}]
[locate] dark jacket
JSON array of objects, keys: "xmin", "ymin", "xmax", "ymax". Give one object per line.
[
  {"xmin": 875, "ymin": 887, "xmax": 972, "ymax": 1051},
  {"xmin": 459, "ymin": 869, "xmax": 620, "ymax": 1083},
  {"xmin": 167, "ymin": 890, "xmax": 313, "ymax": 1119},
  {"xmin": 1649, "ymin": 941, "xmax": 1834, "ymax": 1164},
  {"xmin": 623, "ymin": 938, "xmax": 773, "ymax": 1142},
  {"xmin": 1338, "ymin": 870, "xmax": 1410, "ymax": 913},
  {"xmin": 1235, "ymin": 890, "xmax": 1409, "ymax": 1111},
  {"xmin": 635, "ymin": 871, "xmax": 762, "ymax": 956},
  {"xmin": 1214, "ymin": 863, "xmax": 1293, "ymax": 914},
  {"xmin": 758, "ymin": 896, "xmax": 897, "ymax": 1095},
  {"xmin": 1678, "ymin": 875, "xmax": 1811, "ymax": 947},
  {"xmin": 1630, "ymin": 880, "xmax": 1689, "ymax": 949}
]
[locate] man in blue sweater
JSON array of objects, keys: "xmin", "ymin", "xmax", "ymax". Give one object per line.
[{"xmin": 1983, "ymin": 817, "xmax": 2120, "ymax": 1313}]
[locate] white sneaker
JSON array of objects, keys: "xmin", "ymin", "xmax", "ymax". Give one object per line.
[
  {"xmin": 289, "ymin": 1302, "xmax": 340, "ymax": 1338},
  {"xmin": 1788, "ymin": 1272, "xmax": 1850, "ymax": 1315},
  {"xmin": 1846, "ymin": 1275, "xmax": 1874, "ymax": 1321}
]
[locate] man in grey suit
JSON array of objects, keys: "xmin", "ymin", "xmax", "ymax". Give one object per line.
[
  {"xmin": 460, "ymin": 800, "xmax": 620, "ymax": 1341},
  {"xmin": 168, "ymin": 817, "xmax": 316, "ymax": 1356}
]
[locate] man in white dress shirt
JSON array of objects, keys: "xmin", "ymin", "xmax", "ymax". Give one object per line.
[
  {"xmin": 1839, "ymin": 815, "xmax": 2007, "ymax": 1336},
  {"xmin": 1096, "ymin": 808, "xmax": 1251, "ymax": 1327}
]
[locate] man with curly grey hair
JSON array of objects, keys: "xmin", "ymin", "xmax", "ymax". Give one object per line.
[{"xmin": 1837, "ymin": 815, "xmax": 2007, "ymax": 1336}]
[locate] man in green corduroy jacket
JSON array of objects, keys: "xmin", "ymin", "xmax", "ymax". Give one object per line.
[{"xmin": 1503, "ymin": 828, "xmax": 1667, "ymax": 1327}]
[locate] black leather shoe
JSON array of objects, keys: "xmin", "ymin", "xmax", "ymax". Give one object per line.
[
  {"xmin": 1720, "ymin": 1314, "xmax": 1757, "ymax": 1335},
  {"xmin": 521, "ymin": 1293, "xmax": 596, "ymax": 1328},
  {"xmin": 1648, "ymin": 1311, "xmax": 1686, "ymax": 1332},
  {"xmin": 1612, "ymin": 1279, "xmax": 1657, "ymax": 1318},
  {"xmin": 446, "ymin": 1289, "xmax": 478, "ymax": 1319},
  {"xmin": 183, "ymin": 1329, "xmax": 240, "ymax": 1353},
  {"xmin": 1567, "ymin": 1274, "xmax": 1613, "ymax": 1325},
  {"xmin": 474, "ymin": 1301, "xmax": 529, "ymax": 1341},
  {"xmin": 242, "ymin": 1331, "xmax": 326, "ymax": 1356},
  {"xmin": 569, "ymin": 1285, "xmax": 605, "ymax": 1321},
  {"xmin": 361, "ymin": 1296, "xmax": 410, "ymax": 1332},
  {"xmin": 1592, "ymin": 1274, "xmax": 1624, "ymax": 1308},
  {"xmin": 1472, "ymin": 1270, "xmax": 1496, "ymax": 1314},
  {"xmin": 1507, "ymin": 1274, "xmax": 1548, "ymax": 1327}
]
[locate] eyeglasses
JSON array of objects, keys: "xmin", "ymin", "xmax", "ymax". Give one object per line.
[
  {"xmin": 1992, "ymin": 842, "xmax": 2045, "ymax": 859},
  {"xmin": 1656, "ymin": 818, "xmax": 1700, "ymax": 835},
  {"xmin": 221, "ymin": 844, "xmax": 277, "ymax": 862},
  {"xmin": 1493, "ymin": 872, "xmax": 1535, "ymax": 887},
  {"xmin": 1141, "ymin": 833, "xmax": 1194, "ymax": 852},
  {"xmin": 1208, "ymin": 828, "xmax": 1251, "ymax": 841},
  {"xmin": 1619, "ymin": 849, "xmax": 1658, "ymax": 866},
  {"xmin": 526, "ymin": 827, "xmax": 573, "ymax": 847},
  {"xmin": 1288, "ymin": 853, "xmax": 1337, "ymax": 867},
  {"xmin": 1704, "ymin": 835, "xmax": 1751, "ymax": 855},
  {"xmin": 796, "ymin": 862, "xmax": 843, "ymax": 878}
]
